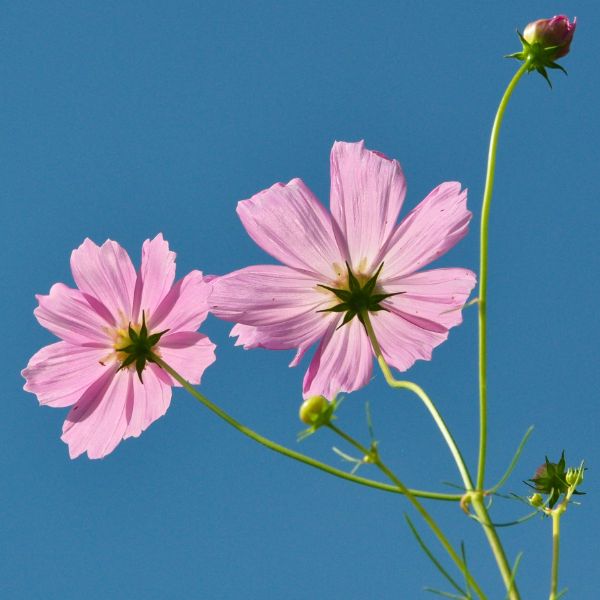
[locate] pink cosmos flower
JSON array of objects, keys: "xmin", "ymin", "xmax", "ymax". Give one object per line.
[
  {"xmin": 22, "ymin": 234, "xmax": 216, "ymax": 459},
  {"xmin": 210, "ymin": 141, "xmax": 476, "ymax": 400}
]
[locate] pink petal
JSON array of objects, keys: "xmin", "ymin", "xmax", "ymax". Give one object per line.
[
  {"xmin": 382, "ymin": 268, "xmax": 477, "ymax": 330},
  {"xmin": 34, "ymin": 283, "xmax": 114, "ymax": 345},
  {"xmin": 303, "ymin": 317, "xmax": 373, "ymax": 400},
  {"xmin": 237, "ymin": 178, "xmax": 343, "ymax": 279},
  {"xmin": 70, "ymin": 238, "xmax": 136, "ymax": 323},
  {"xmin": 369, "ymin": 309, "xmax": 449, "ymax": 373},
  {"xmin": 329, "ymin": 141, "xmax": 406, "ymax": 273},
  {"xmin": 149, "ymin": 270, "xmax": 211, "ymax": 333},
  {"xmin": 132, "ymin": 233, "xmax": 176, "ymax": 323},
  {"xmin": 210, "ymin": 265, "xmax": 333, "ymax": 359},
  {"xmin": 61, "ymin": 367, "xmax": 130, "ymax": 459},
  {"xmin": 123, "ymin": 365, "xmax": 172, "ymax": 440},
  {"xmin": 157, "ymin": 331, "xmax": 216, "ymax": 385},
  {"xmin": 381, "ymin": 182, "xmax": 471, "ymax": 280},
  {"xmin": 22, "ymin": 342, "xmax": 109, "ymax": 407}
]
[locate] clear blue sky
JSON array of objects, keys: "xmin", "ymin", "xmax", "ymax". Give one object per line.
[{"xmin": 2, "ymin": 1, "xmax": 598, "ymax": 598}]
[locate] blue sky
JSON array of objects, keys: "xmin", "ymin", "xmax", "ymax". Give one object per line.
[{"xmin": 2, "ymin": 2, "xmax": 598, "ymax": 598}]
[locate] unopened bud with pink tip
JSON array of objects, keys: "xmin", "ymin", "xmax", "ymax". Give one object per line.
[
  {"xmin": 506, "ymin": 15, "xmax": 576, "ymax": 87},
  {"xmin": 523, "ymin": 15, "xmax": 576, "ymax": 59}
]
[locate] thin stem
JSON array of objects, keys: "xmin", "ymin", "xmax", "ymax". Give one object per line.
[
  {"xmin": 470, "ymin": 496, "xmax": 520, "ymax": 600},
  {"xmin": 477, "ymin": 61, "xmax": 529, "ymax": 490},
  {"xmin": 360, "ymin": 311, "xmax": 473, "ymax": 492},
  {"xmin": 151, "ymin": 355, "xmax": 460, "ymax": 501},
  {"xmin": 327, "ymin": 423, "xmax": 486, "ymax": 600},
  {"xmin": 361, "ymin": 311, "xmax": 520, "ymax": 599},
  {"xmin": 549, "ymin": 509, "xmax": 562, "ymax": 600}
]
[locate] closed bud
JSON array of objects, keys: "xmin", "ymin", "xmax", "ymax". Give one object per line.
[
  {"xmin": 299, "ymin": 395, "xmax": 330, "ymax": 425},
  {"xmin": 526, "ymin": 451, "xmax": 568, "ymax": 509},
  {"xmin": 529, "ymin": 493, "xmax": 544, "ymax": 507},
  {"xmin": 506, "ymin": 15, "xmax": 576, "ymax": 86},
  {"xmin": 566, "ymin": 467, "xmax": 583, "ymax": 487},
  {"xmin": 523, "ymin": 15, "xmax": 576, "ymax": 59}
]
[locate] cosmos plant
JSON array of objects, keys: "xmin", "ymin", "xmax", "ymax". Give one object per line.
[{"xmin": 22, "ymin": 15, "xmax": 583, "ymax": 600}]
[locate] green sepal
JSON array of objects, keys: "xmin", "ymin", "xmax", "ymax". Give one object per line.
[
  {"xmin": 338, "ymin": 310, "xmax": 358, "ymax": 328},
  {"xmin": 317, "ymin": 303, "xmax": 349, "ymax": 314},
  {"xmin": 370, "ymin": 291, "xmax": 402, "ymax": 304},
  {"xmin": 346, "ymin": 262, "xmax": 361, "ymax": 292},
  {"xmin": 368, "ymin": 305, "xmax": 387, "ymax": 312},
  {"xmin": 147, "ymin": 329, "xmax": 169, "ymax": 346},
  {"xmin": 362, "ymin": 262, "xmax": 384, "ymax": 296},
  {"xmin": 139, "ymin": 311, "xmax": 148, "ymax": 339},
  {"xmin": 136, "ymin": 356, "xmax": 146, "ymax": 383},
  {"xmin": 536, "ymin": 66, "xmax": 552, "ymax": 88},
  {"xmin": 128, "ymin": 324, "xmax": 139, "ymax": 342},
  {"xmin": 118, "ymin": 354, "xmax": 137, "ymax": 370},
  {"xmin": 516, "ymin": 29, "xmax": 529, "ymax": 47},
  {"xmin": 317, "ymin": 284, "xmax": 352, "ymax": 302},
  {"xmin": 115, "ymin": 344, "xmax": 136, "ymax": 353},
  {"xmin": 547, "ymin": 61, "xmax": 568, "ymax": 75}
]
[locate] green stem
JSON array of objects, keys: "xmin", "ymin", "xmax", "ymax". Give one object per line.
[
  {"xmin": 151, "ymin": 356, "xmax": 460, "ymax": 501},
  {"xmin": 360, "ymin": 312, "xmax": 473, "ymax": 492},
  {"xmin": 549, "ymin": 509, "xmax": 562, "ymax": 600},
  {"xmin": 327, "ymin": 423, "xmax": 487, "ymax": 600},
  {"xmin": 477, "ymin": 61, "xmax": 529, "ymax": 490},
  {"xmin": 470, "ymin": 496, "xmax": 520, "ymax": 600},
  {"xmin": 361, "ymin": 312, "xmax": 520, "ymax": 599}
]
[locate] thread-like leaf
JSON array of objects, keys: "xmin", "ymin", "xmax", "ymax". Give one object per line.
[
  {"xmin": 503, "ymin": 552, "xmax": 523, "ymax": 600},
  {"xmin": 404, "ymin": 515, "xmax": 467, "ymax": 597},
  {"xmin": 490, "ymin": 425, "xmax": 534, "ymax": 493}
]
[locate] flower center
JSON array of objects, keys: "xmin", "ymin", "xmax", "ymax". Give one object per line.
[
  {"xmin": 114, "ymin": 311, "xmax": 169, "ymax": 382},
  {"xmin": 317, "ymin": 262, "xmax": 402, "ymax": 328}
]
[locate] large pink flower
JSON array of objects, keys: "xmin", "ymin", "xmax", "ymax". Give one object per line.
[
  {"xmin": 211, "ymin": 141, "xmax": 476, "ymax": 400},
  {"xmin": 22, "ymin": 234, "xmax": 216, "ymax": 459}
]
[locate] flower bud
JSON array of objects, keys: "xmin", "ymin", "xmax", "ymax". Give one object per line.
[
  {"xmin": 565, "ymin": 467, "xmax": 583, "ymax": 487},
  {"xmin": 528, "ymin": 493, "xmax": 544, "ymax": 507},
  {"xmin": 299, "ymin": 395, "xmax": 329, "ymax": 425},
  {"xmin": 526, "ymin": 452, "xmax": 568, "ymax": 509},
  {"xmin": 506, "ymin": 15, "xmax": 576, "ymax": 86},
  {"xmin": 523, "ymin": 15, "xmax": 576, "ymax": 59}
]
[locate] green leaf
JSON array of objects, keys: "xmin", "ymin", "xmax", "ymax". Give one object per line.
[
  {"xmin": 504, "ymin": 552, "xmax": 523, "ymax": 600},
  {"xmin": 460, "ymin": 542, "xmax": 472, "ymax": 599},
  {"xmin": 424, "ymin": 588, "xmax": 468, "ymax": 599},
  {"xmin": 404, "ymin": 515, "xmax": 467, "ymax": 598},
  {"xmin": 490, "ymin": 425, "xmax": 534, "ymax": 493}
]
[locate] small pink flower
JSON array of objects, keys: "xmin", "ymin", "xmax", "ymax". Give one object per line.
[
  {"xmin": 210, "ymin": 141, "xmax": 476, "ymax": 400},
  {"xmin": 22, "ymin": 234, "xmax": 216, "ymax": 459}
]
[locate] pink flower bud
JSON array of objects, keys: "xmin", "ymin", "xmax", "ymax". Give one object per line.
[{"xmin": 523, "ymin": 15, "xmax": 576, "ymax": 59}]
